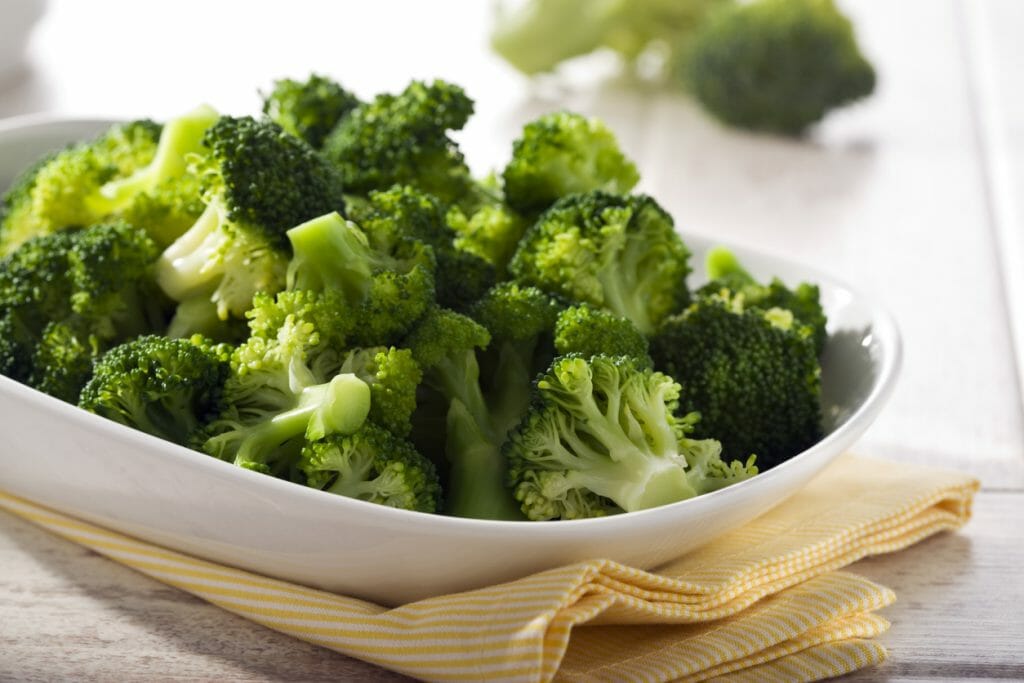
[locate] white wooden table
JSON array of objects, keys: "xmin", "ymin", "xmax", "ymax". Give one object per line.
[{"xmin": 2, "ymin": 0, "xmax": 1023, "ymax": 680}]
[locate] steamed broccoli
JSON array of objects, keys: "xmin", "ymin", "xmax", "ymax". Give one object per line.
[
  {"xmin": 301, "ymin": 422, "xmax": 441, "ymax": 513},
  {"xmin": 509, "ymin": 191, "xmax": 690, "ymax": 335},
  {"xmin": 0, "ymin": 120, "xmax": 162, "ymax": 255},
  {"xmin": 351, "ymin": 185, "xmax": 495, "ymax": 310},
  {"xmin": 197, "ymin": 289, "xmax": 370, "ymax": 476},
  {"xmin": 505, "ymin": 355, "xmax": 757, "ymax": 520},
  {"xmin": 262, "ymin": 74, "xmax": 362, "ymax": 149},
  {"xmin": 156, "ymin": 116, "xmax": 347, "ymax": 334},
  {"xmin": 286, "ymin": 211, "xmax": 435, "ymax": 345},
  {"xmin": 322, "ymin": 80, "xmax": 474, "ymax": 203},
  {"xmin": 683, "ymin": 0, "xmax": 876, "ymax": 135},
  {"xmin": 700, "ymin": 246, "xmax": 828, "ymax": 354},
  {"xmin": 403, "ymin": 307, "xmax": 524, "ymax": 520},
  {"xmin": 445, "ymin": 179, "xmax": 529, "ymax": 277},
  {"xmin": 554, "ymin": 303, "xmax": 650, "ymax": 363},
  {"xmin": 78, "ymin": 334, "xmax": 230, "ymax": 445},
  {"xmin": 502, "ymin": 112, "xmax": 640, "ymax": 215},
  {"xmin": 651, "ymin": 289, "xmax": 822, "ymax": 468},
  {"xmin": 338, "ymin": 346, "xmax": 422, "ymax": 437},
  {"xmin": 28, "ymin": 321, "xmax": 101, "ymax": 403}
]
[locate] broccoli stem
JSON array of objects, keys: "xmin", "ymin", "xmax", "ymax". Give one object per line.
[
  {"xmin": 445, "ymin": 399, "xmax": 525, "ymax": 520},
  {"xmin": 233, "ymin": 374, "xmax": 370, "ymax": 467},
  {"xmin": 286, "ymin": 212, "xmax": 374, "ymax": 301},
  {"xmin": 487, "ymin": 342, "xmax": 535, "ymax": 440},
  {"xmin": 156, "ymin": 203, "xmax": 224, "ymax": 300}
]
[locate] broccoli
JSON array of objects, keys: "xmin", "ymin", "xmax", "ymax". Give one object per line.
[
  {"xmin": 0, "ymin": 120, "xmax": 162, "ymax": 256},
  {"xmin": 509, "ymin": 191, "xmax": 691, "ymax": 335},
  {"xmin": 700, "ymin": 246, "xmax": 828, "ymax": 354},
  {"xmin": 651, "ymin": 289, "xmax": 822, "ymax": 468},
  {"xmin": 117, "ymin": 171, "xmax": 206, "ymax": 250},
  {"xmin": 445, "ymin": 178, "xmax": 529, "ymax": 277},
  {"xmin": 504, "ymin": 355, "xmax": 757, "ymax": 520},
  {"xmin": 351, "ymin": 185, "xmax": 495, "ymax": 310},
  {"xmin": 554, "ymin": 303, "xmax": 651, "ymax": 364},
  {"xmin": 403, "ymin": 307, "xmax": 524, "ymax": 520},
  {"xmin": 197, "ymin": 289, "xmax": 370, "ymax": 476},
  {"xmin": 338, "ymin": 346, "xmax": 422, "ymax": 437},
  {"xmin": 322, "ymin": 80, "xmax": 474, "ymax": 203},
  {"xmin": 262, "ymin": 74, "xmax": 362, "ymax": 149},
  {"xmin": 78, "ymin": 334, "xmax": 230, "ymax": 445},
  {"xmin": 683, "ymin": 0, "xmax": 876, "ymax": 135},
  {"xmin": 286, "ymin": 211, "xmax": 435, "ymax": 345},
  {"xmin": 0, "ymin": 221, "xmax": 167, "ymax": 400},
  {"xmin": 502, "ymin": 112, "xmax": 640, "ymax": 215},
  {"xmin": 156, "ymin": 116, "xmax": 347, "ymax": 333},
  {"xmin": 301, "ymin": 422, "xmax": 441, "ymax": 513}
]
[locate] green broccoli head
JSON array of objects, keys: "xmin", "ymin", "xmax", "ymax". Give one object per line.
[
  {"xmin": 445, "ymin": 180, "xmax": 529, "ymax": 278},
  {"xmin": 79, "ymin": 334, "xmax": 231, "ymax": 445},
  {"xmin": 509, "ymin": 191, "xmax": 691, "ymax": 335},
  {"xmin": 262, "ymin": 74, "xmax": 362, "ymax": 149},
  {"xmin": 27, "ymin": 321, "xmax": 101, "ymax": 403},
  {"xmin": 117, "ymin": 171, "xmax": 206, "ymax": 249},
  {"xmin": 0, "ymin": 120, "xmax": 161, "ymax": 256},
  {"xmin": 554, "ymin": 303, "xmax": 650, "ymax": 364},
  {"xmin": 339, "ymin": 346, "xmax": 422, "ymax": 437},
  {"xmin": 701, "ymin": 246, "xmax": 827, "ymax": 354},
  {"xmin": 322, "ymin": 80, "xmax": 474, "ymax": 203},
  {"xmin": 156, "ymin": 116, "xmax": 347, "ymax": 326},
  {"xmin": 651, "ymin": 289, "xmax": 822, "ymax": 468},
  {"xmin": 505, "ymin": 354, "xmax": 754, "ymax": 520},
  {"xmin": 286, "ymin": 211, "xmax": 436, "ymax": 346},
  {"xmin": 0, "ymin": 311, "xmax": 34, "ymax": 382},
  {"xmin": 301, "ymin": 422, "xmax": 441, "ymax": 513},
  {"xmin": 502, "ymin": 112, "xmax": 640, "ymax": 215},
  {"xmin": 684, "ymin": 0, "xmax": 876, "ymax": 135}
]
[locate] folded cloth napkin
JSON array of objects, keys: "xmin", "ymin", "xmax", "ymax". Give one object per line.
[{"xmin": 0, "ymin": 454, "xmax": 978, "ymax": 683}]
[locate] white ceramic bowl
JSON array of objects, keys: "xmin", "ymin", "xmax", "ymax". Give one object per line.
[{"xmin": 0, "ymin": 116, "xmax": 901, "ymax": 606}]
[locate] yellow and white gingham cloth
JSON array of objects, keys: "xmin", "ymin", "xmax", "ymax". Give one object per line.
[{"xmin": 0, "ymin": 454, "xmax": 978, "ymax": 682}]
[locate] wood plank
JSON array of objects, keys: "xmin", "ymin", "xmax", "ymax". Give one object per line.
[{"xmin": 1, "ymin": 492, "xmax": 1021, "ymax": 681}]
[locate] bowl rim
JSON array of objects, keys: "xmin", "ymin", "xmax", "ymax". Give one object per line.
[{"xmin": 0, "ymin": 114, "xmax": 904, "ymax": 533}]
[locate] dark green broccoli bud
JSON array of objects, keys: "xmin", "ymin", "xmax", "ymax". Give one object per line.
[
  {"xmin": 339, "ymin": 347, "xmax": 422, "ymax": 437},
  {"xmin": 684, "ymin": 0, "xmax": 876, "ymax": 135},
  {"xmin": 403, "ymin": 307, "xmax": 524, "ymax": 520},
  {"xmin": 445, "ymin": 179, "xmax": 529, "ymax": 278},
  {"xmin": 0, "ymin": 120, "xmax": 161, "ymax": 256},
  {"xmin": 156, "ymin": 116, "xmax": 347, "ymax": 329},
  {"xmin": 27, "ymin": 321, "xmax": 101, "ymax": 403},
  {"xmin": 354, "ymin": 185, "xmax": 496, "ymax": 310},
  {"xmin": 502, "ymin": 112, "xmax": 640, "ymax": 215},
  {"xmin": 700, "ymin": 246, "xmax": 827, "ymax": 354},
  {"xmin": 651, "ymin": 290, "xmax": 822, "ymax": 468},
  {"xmin": 301, "ymin": 422, "xmax": 441, "ymax": 513},
  {"xmin": 79, "ymin": 334, "xmax": 231, "ymax": 446},
  {"xmin": 509, "ymin": 191, "xmax": 691, "ymax": 335},
  {"xmin": 286, "ymin": 211, "xmax": 436, "ymax": 346},
  {"xmin": 505, "ymin": 355, "xmax": 757, "ymax": 520},
  {"xmin": 554, "ymin": 303, "xmax": 650, "ymax": 363},
  {"xmin": 0, "ymin": 230, "xmax": 76, "ymax": 333},
  {"xmin": 198, "ymin": 289, "xmax": 367, "ymax": 476},
  {"xmin": 322, "ymin": 80, "xmax": 474, "ymax": 203},
  {"xmin": 0, "ymin": 311, "xmax": 34, "ymax": 382},
  {"xmin": 261, "ymin": 74, "xmax": 362, "ymax": 149}
]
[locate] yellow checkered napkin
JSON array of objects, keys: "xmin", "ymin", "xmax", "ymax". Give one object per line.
[{"xmin": 0, "ymin": 454, "xmax": 978, "ymax": 683}]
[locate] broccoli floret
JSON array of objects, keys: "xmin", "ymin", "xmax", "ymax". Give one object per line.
[
  {"xmin": 505, "ymin": 355, "xmax": 756, "ymax": 520},
  {"xmin": 683, "ymin": 0, "xmax": 875, "ymax": 135},
  {"xmin": 339, "ymin": 346, "xmax": 422, "ymax": 437},
  {"xmin": 198, "ymin": 289, "xmax": 369, "ymax": 475},
  {"xmin": 262, "ymin": 74, "xmax": 362, "ymax": 149},
  {"xmin": 502, "ymin": 112, "xmax": 640, "ymax": 215},
  {"xmin": 700, "ymin": 246, "xmax": 827, "ymax": 354},
  {"xmin": 156, "ymin": 116, "xmax": 347, "ymax": 329},
  {"xmin": 403, "ymin": 307, "xmax": 523, "ymax": 520},
  {"xmin": 445, "ymin": 179, "xmax": 529, "ymax": 278},
  {"xmin": 322, "ymin": 80, "xmax": 474, "ymax": 203},
  {"xmin": 509, "ymin": 191, "xmax": 691, "ymax": 335},
  {"xmin": 353, "ymin": 185, "xmax": 495, "ymax": 310},
  {"xmin": 651, "ymin": 290, "xmax": 822, "ymax": 468},
  {"xmin": 286, "ymin": 211, "xmax": 435, "ymax": 345},
  {"xmin": 26, "ymin": 321, "xmax": 101, "ymax": 403},
  {"xmin": 554, "ymin": 303, "xmax": 650, "ymax": 363},
  {"xmin": 118, "ymin": 171, "xmax": 206, "ymax": 249},
  {"xmin": 301, "ymin": 422, "xmax": 441, "ymax": 513},
  {"xmin": 0, "ymin": 311, "xmax": 34, "ymax": 382},
  {"xmin": 78, "ymin": 334, "xmax": 230, "ymax": 445},
  {"xmin": 0, "ymin": 120, "xmax": 161, "ymax": 256}
]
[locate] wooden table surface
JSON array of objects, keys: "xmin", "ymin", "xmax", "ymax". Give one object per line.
[{"xmin": 2, "ymin": 0, "xmax": 1024, "ymax": 680}]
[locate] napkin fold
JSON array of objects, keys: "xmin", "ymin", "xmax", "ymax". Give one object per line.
[{"xmin": 0, "ymin": 454, "xmax": 979, "ymax": 683}]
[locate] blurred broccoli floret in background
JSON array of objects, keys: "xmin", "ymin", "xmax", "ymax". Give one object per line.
[{"xmin": 491, "ymin": 0, "xmax": 875, "ymax": 135}]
